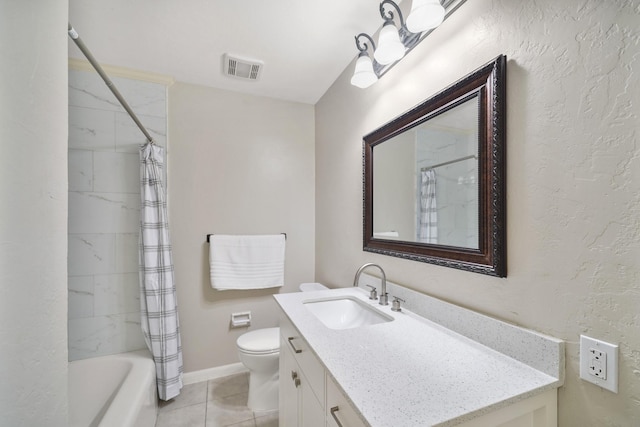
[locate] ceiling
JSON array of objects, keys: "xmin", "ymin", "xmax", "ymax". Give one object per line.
[{"xmin": 68, "ymin": 0, "xmax": 394, "ymax": 105}]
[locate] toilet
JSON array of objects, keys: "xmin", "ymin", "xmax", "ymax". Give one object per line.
[
  {"xmin": 237, "ymin": 327, "xmax": 280, "ymax": 411},
  {"xmin": 236, "ymin": 282, "xmax": 328, "ymax": 411}
]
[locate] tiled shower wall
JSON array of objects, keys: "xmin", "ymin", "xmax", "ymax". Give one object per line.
[{"xmin": 68, "ymin": 67, "xmax": 167, "ymax": 361}]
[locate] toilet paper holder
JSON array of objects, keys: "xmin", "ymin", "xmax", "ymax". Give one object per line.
[{"xmin": 231, "ymin": 311, "xmax": 251, "ymax": 328}]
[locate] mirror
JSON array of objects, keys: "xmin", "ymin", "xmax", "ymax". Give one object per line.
[{"xmin": 363, "ymin": 55, "xmax": 506, "ymax": 277}]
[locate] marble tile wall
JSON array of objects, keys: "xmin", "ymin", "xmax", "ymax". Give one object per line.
[{"xmin": 68, "ymin": 68, "xmax": 167, "ymax": 361}]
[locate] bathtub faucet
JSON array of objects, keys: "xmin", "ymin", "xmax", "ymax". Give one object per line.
[{"xmin": 353, "ymin": 263, "xmax": 388, "ymax": 306}]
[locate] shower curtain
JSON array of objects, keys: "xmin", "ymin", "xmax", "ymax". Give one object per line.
[
  {"xmin": 139, "ymin": 141, "xmax": 183, "ymax": 401},
  {"xmin": 419, "ymin": 169, "xmax": 438, "ymax": 244}
]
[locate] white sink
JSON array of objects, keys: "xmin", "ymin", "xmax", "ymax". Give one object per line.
[{"xmin": 303, "ymin": 296, "xmax": 393, "ymax": 330}]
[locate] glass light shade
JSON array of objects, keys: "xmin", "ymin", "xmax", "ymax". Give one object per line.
[
  {"xmin": 374, "ymin": 23, "xmax": 405, "ymax": 65},
  {"xmin": 406, "ymin": 0, "xmax": 445, "ymax": 33},
  {"xmin": 351, "ymin": 54, "xmax": 378, "ymax": 88}
]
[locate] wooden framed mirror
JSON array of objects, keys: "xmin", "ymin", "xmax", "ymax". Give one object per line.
[{"xmin": 363, "ymin": 55, "xmax": 506, "ymax": 277}]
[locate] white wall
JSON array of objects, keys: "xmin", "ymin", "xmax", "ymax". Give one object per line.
[
  {"xmin": 0, "ymin": 1, "xmax": 69, "ymax": 425},
  {"xmin": 169, "ymin": 82, "xmax": 315, "ymax": 371},
  {"xmin": 315, "ymin": 0, "xmax": 640, "ymax": 424},
  {"xmin": 67, "ymin": 67, "xmax": 168, "ymax": 360}
]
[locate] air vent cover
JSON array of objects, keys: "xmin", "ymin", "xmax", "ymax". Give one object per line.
[{"xmin": 223, "ymin": 54, "xmax": 263, "ymax": 81}]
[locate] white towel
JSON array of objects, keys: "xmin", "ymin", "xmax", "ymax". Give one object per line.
[
  {"xmin": 209, "ymin": 234, "xmax": 285, "ymax": 290},
  {"xmin": 373, "ymin": 231, "xmax": 399, "ymax": 238}
]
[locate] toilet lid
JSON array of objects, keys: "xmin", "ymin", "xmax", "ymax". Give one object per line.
[{"xmin": 237, "ymin": 327, "xmax": 280, "ymax": 354}]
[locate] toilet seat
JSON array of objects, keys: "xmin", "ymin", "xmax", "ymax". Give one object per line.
[{"xmin": 237, "ymin": 327, "xmax": 280, "ymax": 355}]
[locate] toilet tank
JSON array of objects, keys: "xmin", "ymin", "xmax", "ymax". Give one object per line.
[{"xmin": 299, "ymin": 283, "xmax": 328, "ymax": 292}]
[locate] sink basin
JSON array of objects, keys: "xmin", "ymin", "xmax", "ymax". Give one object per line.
[{"xmin": 303, "ymin": 296, "xmax": 393, "ymax": 330}]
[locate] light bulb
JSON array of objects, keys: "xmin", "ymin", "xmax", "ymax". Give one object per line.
[{"xmin": 406, "ymin": 0, "xmax": 445, "ymax": 33}]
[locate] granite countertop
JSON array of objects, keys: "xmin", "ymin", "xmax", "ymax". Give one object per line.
[{"xmin": 274, "ymin": 287, "xmax": 563, "ymax": 427}]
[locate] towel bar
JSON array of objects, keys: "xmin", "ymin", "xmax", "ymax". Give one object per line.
[{"xmin": 206, "ymin": 233, "xmax": 287, "ymax": 243}]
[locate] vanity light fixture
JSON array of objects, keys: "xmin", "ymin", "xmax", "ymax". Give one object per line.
[{"xmin": 351, "ymin": 0, "xmax": 447, "ymax": 88}]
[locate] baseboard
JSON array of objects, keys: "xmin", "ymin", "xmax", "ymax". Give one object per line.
[{"xmin": 182, "ymin": 362, "xmax": 248, "ymax": 385}]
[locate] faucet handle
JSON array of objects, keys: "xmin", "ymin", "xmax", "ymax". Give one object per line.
[
  {"xmin": 391, "ymin": 296, "xmax": 405, "ymax": 312},
  {"xmin": 365, "ymin": 285, "xmax": 378, "ymax": 300}
]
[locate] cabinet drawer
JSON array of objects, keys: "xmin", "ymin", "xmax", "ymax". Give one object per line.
[
  {"xmin": 326, "ymin": 375, "xmax": 367, "ymax": 427},
  {"xmin": 280, "ymin": 314, "xmax": 325, "ymax": 406}
]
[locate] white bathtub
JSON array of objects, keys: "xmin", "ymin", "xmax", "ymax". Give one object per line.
[{"xmin": 68, "ymin": 350, "xmax": 157, "ymax": 427}]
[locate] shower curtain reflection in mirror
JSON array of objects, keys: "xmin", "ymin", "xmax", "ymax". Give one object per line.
[{"xmin": 418, "ymin": 169, "xmax": 438, "ymax": 243}]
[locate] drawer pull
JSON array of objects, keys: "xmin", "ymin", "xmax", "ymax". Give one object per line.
[
  {"xmin": 330, "ymin": 406, "xmax": 344, "ymax": 427},
  {"xmin": 287, "ymin": 336, "xmax": 302, "ymax": 353}
]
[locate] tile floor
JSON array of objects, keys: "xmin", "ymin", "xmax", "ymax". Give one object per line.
[{"xmin": 155, "ymin": 372, "xmax": 278, "ymax": 427}]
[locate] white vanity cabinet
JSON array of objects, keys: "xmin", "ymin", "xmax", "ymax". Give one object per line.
[
  {"xmin": 280, "ymin": 315, "xmax": 324, "ymax": 427},
  {"xmin": 275, "ymin": 287, "xmax": 564, "ymax": 427}
]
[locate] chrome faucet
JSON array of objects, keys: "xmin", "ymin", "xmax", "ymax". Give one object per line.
[{"xmin": 353, "ymin": 263, "xmax": 388, "ymax": 305}]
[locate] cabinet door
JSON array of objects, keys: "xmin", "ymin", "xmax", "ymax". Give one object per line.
[
  {"xmin": 300, "ymin": 376, "xmax": 324, "ymax": 427},
  {"xmin": 326, "ymin": 375, "xmax": 367, "ymax": 427},
  {"xmin": 279, "ymin": 337, "xmax": 301, "ymax": 427},
  {"xmin": 280, "ymin": 314, "xmax": 325, "ymax": 404}
]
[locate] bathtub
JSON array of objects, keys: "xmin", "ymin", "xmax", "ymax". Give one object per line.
[{"xmin": 68, "ymin": 350, "xmax": 157, "ymax": 427}]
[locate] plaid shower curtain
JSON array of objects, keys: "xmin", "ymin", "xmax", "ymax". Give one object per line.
[
  {"xmin": 139, "ymin": 142, "xmax": 183, "ymax": 401},
  {"xmin": 418, "ymin": 169, "xmax": 438, "ymax": 244}
]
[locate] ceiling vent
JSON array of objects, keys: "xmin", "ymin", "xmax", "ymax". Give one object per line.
[{"xmin": 223, "ymin": 54, "xmax": 263, "ymax": 81}]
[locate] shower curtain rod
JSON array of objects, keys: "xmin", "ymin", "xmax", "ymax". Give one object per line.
[
  {"xmin": 421, "ymin": 154, "xmax": 477, "ymax": 171},
  {"xmin": 67, "ymin": 23, "xmax": 154, "ymax": 144}
]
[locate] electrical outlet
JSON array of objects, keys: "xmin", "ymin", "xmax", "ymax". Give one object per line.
[
  {"xmin": 588, "ymin": 348, "xmax": 606, "ymax": 379},
  {"xmin": 580, "ymin": 335, "xmax": 619, "ymax": 393}
]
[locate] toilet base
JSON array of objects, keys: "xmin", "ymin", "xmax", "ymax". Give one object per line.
[{"xmin": 247, "ymin": 369, "xmax": 279, "ymax": 411}]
